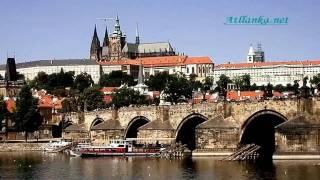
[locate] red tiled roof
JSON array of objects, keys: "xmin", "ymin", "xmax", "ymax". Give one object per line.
[
  {"xmin": 6, "ymin": 98, "xmax": 16, "ymax": 113},
  {"xmin": 38, "ymin": 95, "xmax": 62, "ymax": 109},
  {"xmin": 216, "ymin": 60, "xmax": 320, "ymax": 69},
  {"xmin": 101, "ymin": 87, "xmax": 118, "ymax": 94},
  {"xmin": 97, "ymin": 56, "xmax": 213, "ymax": 67}
]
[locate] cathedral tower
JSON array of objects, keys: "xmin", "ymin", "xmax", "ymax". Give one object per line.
[{"xmin": 90, "ymin": 25, "xmax": 101, "ymax": 60}]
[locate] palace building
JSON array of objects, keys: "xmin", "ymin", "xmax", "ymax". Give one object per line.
[
  {"xmin": 0, "ymin": 15, "xmax": 213, "ymax": 86},
  {"xmin": 213, "ymin": 45, "xmax": 319, "ymax": 86}
]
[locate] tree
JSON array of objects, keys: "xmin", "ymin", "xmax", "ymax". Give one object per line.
[
  {"xmin": 111, "ymin": 86, "xmax": 148, "ymax": 109},
  {"xmin": 241, "ymin": 74, "xmax": 251, "ymax": 90},
  {"xmin": 216, "ymin": 74, "xmax": 232, "ymax": 98},
  {"xmin": 250, "ymin": 83, "xmax": 258, "ymax": 91},
  {"xmin": 82, "ymin": 86, "xmax": 104, "ymax": 111},
  {"xmin": 30, "ymin": 71, "xmax": 49, "ymax": 90},
  {"xmin": 274, "ymin": 84, "xmax": 285, "ymax": 93},
  {"xmin": 310, "ymin": 73, "xmax": 320, "ymax": 90},
  {"xmin": 74, "ymin": 72, "xmax": 94, "ymax": 93},
  {"xmin": 99, "ymin": 71, "xmax": 134, "ymax": 87},
  {"xmin": 0, "ymin": 96, "xmax": 7, "ymax": 132},
  {"xmin": 146, "ymin": 72, "xmax": 170, "ymax": 91},
  {"xmin": 164, "ymin": 74, "xmax": 192, "ymax": 104},
  {"xmin": 293, "ymin": 80, "xmax": 300, "ymax": 95},
  {"xmin": 15, "ymin": 85, "xmax": 42, "ymax": 141},
  {"xmin": 266, "ymin": 83, "xmax": 273, "ymax": 98}
]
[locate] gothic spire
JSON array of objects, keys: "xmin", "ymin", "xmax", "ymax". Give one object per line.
[
  {"xmin": 135, "ymin": 23, "xmax": 140, "ymax": 44},
  {"xmin": 113, "ymin": 14, "xmax": 122, "ymax": 36},
  {"xmin": 103, "ymin": 24, "xmax": 109, "ymax": 47},
  {"xmin": 90, "ymin": 24, "xmax": 101, "ymax": 60}
]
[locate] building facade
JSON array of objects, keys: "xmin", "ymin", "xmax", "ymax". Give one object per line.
[
  {"xmin": 90, "ymin": 15, "xmax": 175, "ymax": 61},
  {"xmin": 213, "ymin": 60, "xmax": 320, "ymax": 86}
]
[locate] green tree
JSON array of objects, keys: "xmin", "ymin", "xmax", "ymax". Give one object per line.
[
  {"xmin": 293, "ymin": 80, "xmax": 300, "ymax": 95},
  {"xmin": 99, "ymin": 71, "xmax": 134, "ymax": 87},
  {"xmin": 274, "ymin": 84, "xmax": 285, "ymax": 93},
  {"xmin": 266, "ymin": 83, "xmax": 273, "ymax": 98},
  {"xmin": 30, "ymin": 71, "xmax": 49, "ymax": 90},
  {"xmin": 250, "ymin": 83, "xmax": 258, "ymax": 91},
  {"xmin": 216, "ymin": 74, "xmax": 232, "ymax": 90},
  {"xmin": 241, "ymin": 74, "xmax": 251, "ymax": 90},
  {"xmin": 310, "ymin": 73, "xmax": 320, "ymax": 89},
  {"xmin": 74, "ymin": 72, "xmax": 94, "ymax": 93},
  {"xmin": 15, "ymin": 85, "xmax": 42, "ymax": 141},
  {"xmin": 111, "ymin": 86, "xmax": 148, "ymax": 109},
  {"xmin": 145, "ymin": 72, "xmax": 170, "ymax": 91},
  {"xmin": 0, "ymin": 96, "xmax": 8, "ymax": 132},
  {"xmin": 82, "ymin": 86, "xmax": 104, "ymax": 111},
  {"xmin": 164, "ymin": 74, "xmax": 192, "ymax": 104}
]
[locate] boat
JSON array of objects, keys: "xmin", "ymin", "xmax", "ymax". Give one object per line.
[
  {"xmin": 69, "ymin": 139, "xmax": 92, "ymax": 157},
  {"xmin": 44, "ymin": 139, "xmax": 72, "ymax": 153},
  {"xmin": 79, "ymin": 139, "xmax": 162, "ymax": 157}
]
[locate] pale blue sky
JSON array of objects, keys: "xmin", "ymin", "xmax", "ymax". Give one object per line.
[{"xmin": 0, "ymin": 0, "xmax": 319, "ymax": 64}]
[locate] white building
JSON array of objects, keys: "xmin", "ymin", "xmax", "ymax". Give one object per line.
[
  {"xmin": 0, "ymin": 59, "xmax": 101, "ymax": 83},
  {"xmin": 0, "ymin": 56, "xmax": 214, "ymax": 84},
  {"xmin": 213, "ymin": 60, "xmax": 320, "ymax": 86}
]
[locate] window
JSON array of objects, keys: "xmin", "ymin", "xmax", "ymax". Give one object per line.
[
  {"xmin": 192, "ymin": 67, "xmax": 194, "ymax": 74},
  {"xmin": 203, "ymin": 67, "xmax": 205, "ymax": 73},
  {"xmin": 187, "ymin": 68, "xmax": 189, "ymax": 74}
]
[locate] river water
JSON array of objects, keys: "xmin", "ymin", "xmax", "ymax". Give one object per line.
[{"xmin": 0, "ymin": 152, "xmax": 320, "ymax": 180}]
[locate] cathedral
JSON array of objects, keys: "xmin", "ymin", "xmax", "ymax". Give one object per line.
[{"xmin": 90, "ymin": 15, "xmax": 175, "ymax": 61}]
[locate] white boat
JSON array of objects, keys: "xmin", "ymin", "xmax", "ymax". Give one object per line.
[
  {"xmin": 69, "ymin": 139, "xmax": 92, "ymax": 156},
  {"xmin": 44, "ymin": 139, "xmax": 72, "ymax": 153}
]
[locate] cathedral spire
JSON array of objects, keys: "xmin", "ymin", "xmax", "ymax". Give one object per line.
[
  {"xmin": 103, "ymin": 24, "xmax": 109, "ymax": 47},
  {"xmin": 113, "ymin": 14, "xmax": 122, "ymax": 36},
  {"xmin": 135, "ymin": 23, "xmax": 140, "ymax": 44},
  {"xmin": 90, "ymin": 24, "xmax": 101, "ymax": 60}
]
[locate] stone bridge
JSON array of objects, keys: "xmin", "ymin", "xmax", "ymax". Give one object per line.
[{"xmin": 69, "ymin": 98, "xmax": 320, "ymax": 155}]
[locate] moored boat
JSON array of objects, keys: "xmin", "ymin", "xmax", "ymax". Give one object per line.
[
  {"xmin": 79, "ymin": 139, "xmax": 162, "ymax": 157},
  {"xmin": 44, "ymin": 139, "xmax": 72, "ymax": 153},
  {"xmin": 69, "ymin": 138, "xmax": 92, "ymax": 156}
]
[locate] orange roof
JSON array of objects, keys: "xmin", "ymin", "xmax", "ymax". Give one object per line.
[
  {"xmin": 38, "ymin": 95, "xmax": 62, "ymax": 109},
  {"xmin": 6, "ymin": 98, "xmax": 16, "ymax": 113},
  {"xmin": 227, "ymin": 90, "xmax": 264, "ymax": 101},
  {"xmin": 97, "ymin": 56, "xmax": 213, "ymax": 67},
  {"xmin": 101, "ymin": 87, "xmax": 118, "ymax": 94},
  {"xmin": 216, "ymin": 60, "xmax": 320, "ymax": 69}
]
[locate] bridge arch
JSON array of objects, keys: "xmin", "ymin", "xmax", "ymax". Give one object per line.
[
  {"xmin": 90, "ymin": 116, "xmax": 105, "ymax": 130},
  {"xmin": 175, "ymin": 113, "xmax": 208, "ymax": 151},
  {"xmin": 240, "ymin": 109, "xmax": 287, "ymax": 159},
  {"xmin": 124, "ymin": 116, "xmax": 150, "ymax": 139}
]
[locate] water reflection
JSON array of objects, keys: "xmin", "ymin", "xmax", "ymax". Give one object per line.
[{"xmin": 0, "ymin": 152, "xmax": 320, "ymax": 180}]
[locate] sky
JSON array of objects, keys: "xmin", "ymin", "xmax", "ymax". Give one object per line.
[{"xmin": 0, "ymin": 0, "xmax": 319, "ymax": 65}]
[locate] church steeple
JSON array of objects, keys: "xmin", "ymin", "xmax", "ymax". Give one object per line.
[
  {"xmin": 103, "ymin": 24, "xmax": 109, "ymax": 47},
  {"xmin": 90, "ymin": 25, "xmax": 101, "ymax": 60},
  {"xmin": 113, "ymin": 14, "xmax": 122, "ymax": 36},
  {"xmin": 135, "ymin": 23, "xmax": 140, "ymax": 45}
]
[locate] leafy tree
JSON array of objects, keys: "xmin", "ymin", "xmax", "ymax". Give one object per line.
[
  {"xmin": 216, "ymin": 74, "xmax": 232, "ymax": 98},
  {"xmin": 30, "ymin": 72, "xmax": 49, "ymax": 90},
  {"xmin": 274, "ymin": 84, "xmax": 285, "ymax": 93},
  {"xmin": 0, "ymin": 96, "xmax": 8, "ymax": 132},
  {"xmin": 145, "ymin": 72, "xmax": 170, "ymax": 91},
  {"xmin": 286, "ymin": 83, "xmax": 294, "ymax": 92},
  {"xmin": 74, "ymin": 72, "xmax": 94, "ymax": 93},
  {"xmin": 111, "ymin": 86, "xmax": 148, "ymax": 109},
  {"xmin": 99, "ymin": 71, "xmax": 134, "ymax": 87},
  {"xmin": 293, "ymin": 80, "xmax": 300, "ymax": 95},
  {"xmin": 15, "ymin": 85, "xmax": 42, "ymax": 141},
  {"xmin": 310, "ymin": 73, "xmax": 320, "ymax": 90},
  {"xmin": 250, "ymin": 83, "xmax": 258, "ymax": 91},
  {"xmin": 81, "ymin": 86, "xmax": 104, "ymax": 111},
  {"xmin": 266, "ymin": 83, "xmax": 273, "ymax": 98},
  {"xmin": 216, "ymin": 74, "xmax": 232, "ymax": 90},
  {"xmin": 241, "ymin": 74, "xmax": 251, "ymax": 90},
  {"xmin": 164, "ymin": 74, "xmax": 192, "ymax": 104}
]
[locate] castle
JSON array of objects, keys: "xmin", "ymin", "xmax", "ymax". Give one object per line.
[{"xmin": 90, "ymin": 15, "xmax": 175, "ymax": 61}]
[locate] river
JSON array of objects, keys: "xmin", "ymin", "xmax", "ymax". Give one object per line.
[{"xmin": 0, "ymin": 152, "xmax": 319, "ymax": 179}]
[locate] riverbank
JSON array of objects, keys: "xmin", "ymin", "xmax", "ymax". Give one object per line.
[{"xmin": 0, "ymin": 142, "xmax": 47, "ymax": 151}]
